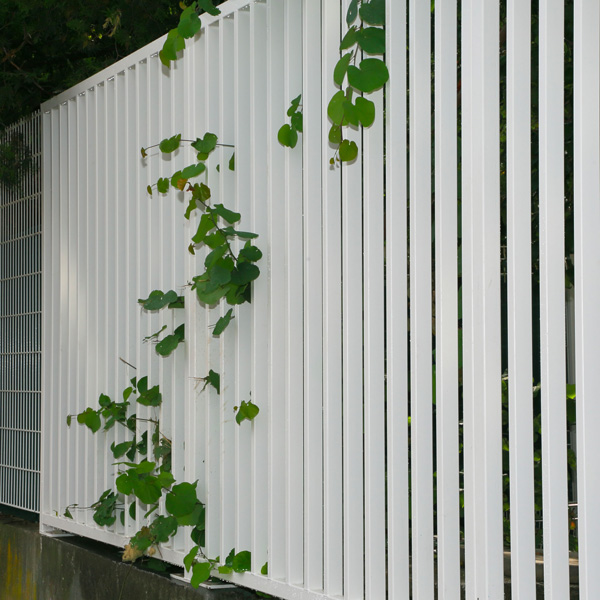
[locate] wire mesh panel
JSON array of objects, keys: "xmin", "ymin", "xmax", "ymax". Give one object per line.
[{"xmin": 0, "ymin": 112, "xmax": 42, "ymax": 513}]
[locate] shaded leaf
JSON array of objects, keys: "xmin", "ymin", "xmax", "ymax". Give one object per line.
[
  {"xmin": 356, "ymin": 27, "xmax": 386, "ymax": 54},
  {"xmin": 355, "ymin": 96, "xmax": 376, "ymax": 127},
  {"xmin": 166, "ymin": 481, "xmax": 198, "ymax": 518},
  {"xmin": 334, "ymin": 53, "xmax": 353, "ymax": 86},
  {"xmin": 360, "ymin": 0, "xmax": 385, "ymax": 25},
  {"xmin": 184, "ymin": 545, "xmax": 199, "ymax": 572},
  {"xmin": 328, "ymin": 90, "xmax": 346, "ymax": 125},
  {"xmin": 232, "ymin": 550, "xmax": 251, "ymax": 573},
  {"xmin": 213, "ymin": 308, "xmax": 234, "ymax": 336},
  {"xmin": 346, "ymin": 0, "xmax": 359, "ymax": 25},
  {"xmin": 340, "ymin": 26, "xmax": 358, "ymax": 50},
  {"xmin": 213, "ymin": 203, "xmax": 241, "ymax": 224},
  {"xmin": 191, "ymin": 132, "xmax": 218, "ymax": 155}
]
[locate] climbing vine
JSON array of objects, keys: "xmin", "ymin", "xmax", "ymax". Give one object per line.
[{"xmin": 63, "ymin": 0, "xmax": 386, "ymax": 592}]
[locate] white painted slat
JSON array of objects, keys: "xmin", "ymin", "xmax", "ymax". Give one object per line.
[
  {"xmin": 267, "ymin": 0, "xmax": 288, "ymax": 583},
  {"xmin": 385, "ymin": 1, "xmax": 411, "ymax": 597},
  {"xmin": 249, "ymin": 0, "xmax": 270, "ymax": 574},
  {"xmin": 40, "ymin": 109, "xmax": 54, "ymax": 520},
  {"xmin": 409, "ymin": 0, "xmax": 434, "ymax": 597},
  {"xmin": 574, "ymin": 2, "xmax": 600, "ymax": 598},
  {"xmin": 321, "ymin": 0, "xmax": 343, "ymax": 595},
  {"xmin": 506, "ymin": 1, "xmax": 536, "ymax": 598},
  {"xmin": 302, "ymin": 0, "xmax": 324, "ymax": 592},
  {"xmin": 284, "ymin": 0, "xmax": 305, "ymax": 586},
  {"xmin": 362, "ymin": 42, "xmax": 386, "ymax": 600},
  {"xmin": 538, "ymin": 1, "xmax": 570, "ymax": 598},
  {"xmin": 462, "ymin": 1, "xmax": 504, "ymax": 598},
  {"xmin": 233, "ymin": 7, "xmax": 253, "ymax": 557},
  {"xmin": 204, "ymin": 21, "xmax": 223, "ymax": 560},
  {"xmin": 218, "ymin": 12, "xmax": 237, "ymax": 563},
  {"xmin": 434, "ymin": 0, "xmax": 461, "ymax": 598},
  {"xmin": 339, "ymin": 0, "xmax": 364, "ymax": 594}
]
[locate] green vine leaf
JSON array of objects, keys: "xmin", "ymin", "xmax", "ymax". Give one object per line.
[
  {"xmin": 232, "ymin": 550, "xmax": 251, "ymax": 573},
  {"xmin": 138, "ymin": 290, "xmax": 180, "ymax": 311},
  {"xmin": 213, "ymin": 308, "xmax": 234, "ymax": 337},
  {"xmin": 278, "ymin": 124, "xmax": 298, "ymax": 149},
  {"xmin": 192, "ymin": 213, "xmax": 216, "ymax": 245},
  {"xmin": 111, "ymin": 440, "xmax": 134, "ymax": 459},
  {"xmin": 287, "ymin": 93, "xmax": 302, "ymax": 115},
  {"xmin": 328, "ymin": 90, "xmax": 346, "ymax": 125},
  {"xmin": 339, "ymin": 139, "xmax": 359, "ymax": 162},
  {"xmin": 359, "ymin": 0, "xmax": 385, "ymax": 26},
  {"xmin": 155, "ymin": 324, "xmax": 185, "ymax": 357},
  {"xmin": 356, "ymin": 27, "xmax": 386, "ymax": 54},
  {"xmin": 184, "ymin": 546, "xmax": 199, "ymax": 572},
  {"xmin": 334, "ymin": 53, "xmax": 353, "ymax": 86},
  {"xmin": 199, "ymin": 369, "xmax": 220, "ymax": 394},
  {"xmin": 355, "ymin": 97, "xmax": 376, "ymax": 127},
  {"xmin": 261, "ymin": 562, "xmax": 268, "ymax": 575},
  {"xmin": 177, "ymin": 4, "xmax": 202, "ymax": 38},
  {"xmin": 228, "ymin": 152, "xmax": 235, "ymax": 171},
  {"xmin": 347, "ymin": 58, "xmax": 389, "ymax": 93},
  {"xmin": 191, "ymin": 561, "xmax": 212, "ymax": 587},
  {"xmin": 144, "ymin": 325, "xmax": 168, "ymax": 342},
  {"xmin": 191, "ymin": 132, "xmax": 218, "ymax": 158},
  {"xmin": 197, "ymin": 0, "xmax": 221, "ymax": 17},
  {"xmin": 157, "ymin": 178, "xmax": 170, "ymax": 193},
  {"xmin": 166, "ymin": 481, "xmax": 198, "ymax": 519},
  {"xmin": 160, "ymin": 29, "xmax": 185, "ymax": 67},
  {"xmin": 213, "ymin": 204, "xmax": 241, "ymax": 224},
  {"xmin": 77, "ymin": 407, "xmax": 101, "ymax": 433},
  {"xmin": 159, "ymin": 134, "xmax": 182, "ymax": 153},
  {"xmin": 347, "ymin": 0, "xmax": 359, "ymax": 25},
  {"xmin": 340, "ymin": 27, "xmax": 358, "ymax": 50},
  {"xmin": 235, "ymin": 400, "xmax": 260, "ymax": 425},
  {"xmin": 91, "ymin": 489, "xmax": 118, "ymax": 526}
]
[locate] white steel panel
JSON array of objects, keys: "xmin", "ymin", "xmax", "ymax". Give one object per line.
[
  {"xmin": 434, "ymin": 0, "xmax": 461, "ymax": 598},
  {"xmin": 409, "ymin": 0, "xmax": 434, "ymax": 597},
  {"xmin": 539, "ymin": 1, "xmax": 570, "ymax": 597},
  {"xmin": 574, "ymin": 1, "xmax": 600, "ymax": 597},
  {"xmin": 507, "ymin": 1, "xmax": 536, "ymax": 598}
]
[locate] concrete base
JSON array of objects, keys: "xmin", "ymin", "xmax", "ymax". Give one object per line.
[{"xmin": 0, "ymin": 515, "xmax": 261, "ymax": 600}]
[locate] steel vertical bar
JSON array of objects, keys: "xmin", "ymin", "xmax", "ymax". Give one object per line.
[
  {"xmin": 539, "ymin": 0, "xmax": 570, "ymax": 597},
  {"xmin": 409, "ymin": 0, "xmax": 434, "ymax": 597},
  {"xmin": 340, "ymin": 0, "xmax": 364, "ymax": 594},
  {"xmin": 462, "ymin": 1, "xmax": 504, "ymax": 597},
  {"xmin": 267, "ymin": 0, "xmax": 288, "ymax": 583},
  {"xmin": 302, "ymin": 0, "xmax": 324, "ymax": 591},
  {"xmin": 285, "ymin": 0, "xmax": 305, "ymax": 586},
  {"xmin": 321, "ymin": 0, "xmax": 343, "ymax": 595},
  {"xmin": 574, "ymin": 1, "xmax": 600, "ymax": 597},
  {"xmin": 434, "ymin": 0, "xmax": 461, "ymax": 597},
  {"xmin": 507, "ymin": 0, "xmax": 536, "ymax": 598}
]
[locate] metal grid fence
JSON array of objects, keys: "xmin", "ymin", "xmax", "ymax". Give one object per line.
[{"xmin": 0, "ymin": 111, "xmax": 42, "ymax": 513}]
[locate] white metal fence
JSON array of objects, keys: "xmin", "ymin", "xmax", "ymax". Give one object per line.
[
  {"xmin": 40, "ymin": 1, "xmax": 600, "ymax": 599},
  {"xmin": 0, "ymin": 112, "xmax": 42, "ymax": 514}
]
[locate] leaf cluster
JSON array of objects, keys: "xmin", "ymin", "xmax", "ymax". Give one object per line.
[
  {"xmin": 278, "ymin": 94, "xmax": 302, "ymax": 149},
  {"xmin": 159, "ymin": 0, "xmax": 221, "ymax": 67},
  {"xmin": 328, "ymin": 0, "xmax": 388, "ymax": 164}
]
